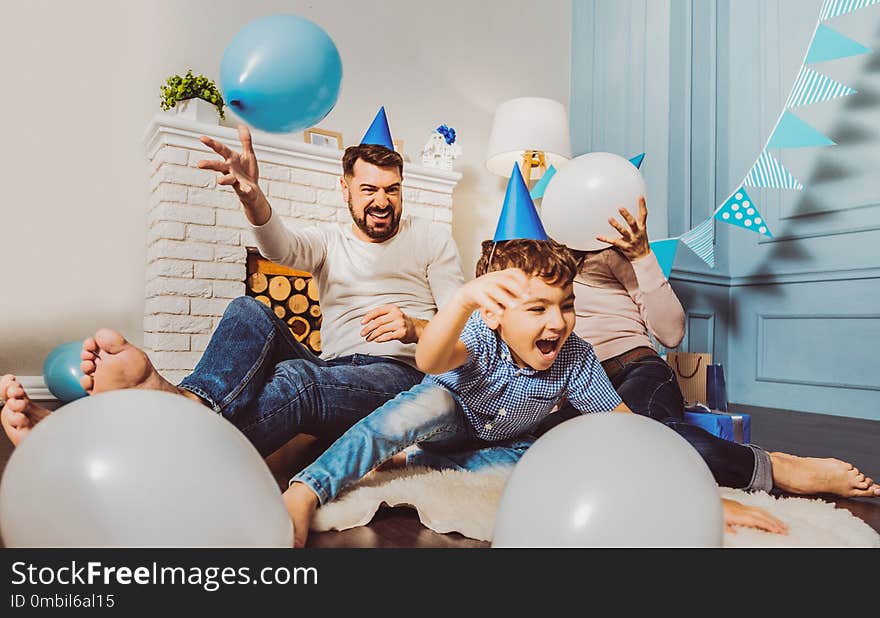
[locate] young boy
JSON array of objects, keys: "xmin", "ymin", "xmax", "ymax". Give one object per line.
[{"xmin": 282, "ymin": 238, "xmax": 786, "ymax": 547}]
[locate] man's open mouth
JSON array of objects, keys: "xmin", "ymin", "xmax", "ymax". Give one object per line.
[{"xmin": 367, "ymin": 208, "xmax": 392, "ymax": 223}]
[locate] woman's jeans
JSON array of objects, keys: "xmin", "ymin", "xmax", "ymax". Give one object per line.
[
  {"xmin": 534, "ymin": 351, "xmax": 773, "ymax": 491},
  {"xmin": 177, "ymin": 296, "xmax": 424, "ymax": 458}
]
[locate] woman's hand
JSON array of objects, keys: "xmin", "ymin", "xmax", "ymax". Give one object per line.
[{"xmin": 596, "ymin": 196, "xmax": 651, "ymax": 261}]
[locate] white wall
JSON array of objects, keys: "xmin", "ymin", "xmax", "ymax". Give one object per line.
[{"xmin": 0, "ymin": 0, "xmax": 571, "ymax": 374}]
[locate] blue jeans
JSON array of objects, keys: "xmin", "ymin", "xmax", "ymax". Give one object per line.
[
  {"xmin": 177, "ymin": 296, "xmax": 424, "ymax": 457},
  {"xmin": 292, "ymin": 381, "xmax": 531, "ymax": 504},
  {"xmin": 534, "ymin": 351, "xmax": 772, "ymax": 491},
  {"xmin": 409, "ymin": 350, "xmax": 772, "ymax": 492}
]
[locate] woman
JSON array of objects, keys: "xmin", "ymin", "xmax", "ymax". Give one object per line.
[{"xmin": 539, "ymin": 197, "xmax": 878, "ymax": 500}]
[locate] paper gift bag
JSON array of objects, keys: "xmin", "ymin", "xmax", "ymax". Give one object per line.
[
  {"xmin": 667, "ymin": 352, "xmax": 712, "ymax": 405},
  {"xmin": 706, "ymin": 363, "xmax": 728, "ymax": 412}
]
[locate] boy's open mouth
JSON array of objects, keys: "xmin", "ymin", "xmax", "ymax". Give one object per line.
[{"xmin": 535, "ymin": 337, "xmax": 560, "ymax": 357}]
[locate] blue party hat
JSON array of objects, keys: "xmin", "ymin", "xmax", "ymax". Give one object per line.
[
  {"xmin": 360, "ymin": 106, "xmax": 394, "ymax": 149},
  {"xmin": 493, "ymin": 164, "xmax": 549, "ymax": 242}
]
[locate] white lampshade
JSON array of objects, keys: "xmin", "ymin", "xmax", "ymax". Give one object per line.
[{"xmin": 486, "ymin": 97, "xmax": 572, "ymax": 178}]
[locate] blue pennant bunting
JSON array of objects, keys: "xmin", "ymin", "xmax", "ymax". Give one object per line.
[
  {"xmin": 649, "ymin": 238, "xmax": 679, "ymax": 279},
  {"xmin": 679, "ymin": 218, "xmax": 716, "ymax": 268},
  {"xmin": 629, "ymin": 153, "xmax": 645, "ymax": 169},
  {"xmin": 768, "ymin": 111, "xmax": 835, "ymax": 149},
  {"xmin": 744, "ymin": 151, "xmax": 803, "ymax": 190},
  {"xmin": 820, "ymin": 0, "xmax": 880, "ymax": 21},
  {"xmin": 714, "ymin": 187, "xmax": 772, "ymax": 238},
  {"xmin": 806, "ymin": 24, "xmax": 871, "ymax": 64},
  {"xmin": 786, "ymin": 67, "xmax": 856, "ymax": 108},
  {"xmin": 529, "ymin": 165, "xmax": 557, "ymax": 200}
]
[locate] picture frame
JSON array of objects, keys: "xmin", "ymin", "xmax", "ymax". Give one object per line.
[
  {"xmin": 304, "ymin": 128, "xmax": 343, "ymax": 150},
  {"xmin": 393, "ymin": 139, "xmax": 410, "ymax": 162}
]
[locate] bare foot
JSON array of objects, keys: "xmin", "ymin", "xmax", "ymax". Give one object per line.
[
  {"xmin": 1, "ymin": 375, "xmax": 52, "ymax": 447},
  {"xmin": 79, "ymin": 329, "xmax": 203, "ymax": 405},
  {"xmin": 770, "ymin": 452, "xmax": 880, "ymax": 498},
  {"xmin": 722, "ymin": 498, "xmax": 788, "ymax": 535},
  {"xmin": 282, "ymin": 482, "xmax": 319, "ymax": 548}
]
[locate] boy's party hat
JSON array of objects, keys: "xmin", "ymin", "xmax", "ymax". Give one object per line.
[{"xmin": 493, "ymin": 163, "xmax": 549, "ymax": 242}]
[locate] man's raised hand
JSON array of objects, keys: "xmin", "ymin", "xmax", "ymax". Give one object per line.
[{"xmin": 198, "ymin": 124, "xmax": 270, "ymax": 224}]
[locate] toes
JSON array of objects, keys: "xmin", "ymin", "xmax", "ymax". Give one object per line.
[
  {"xmin": 9, "ymin": 385, "xmax": 26, "ymax": 400},
  {"xmin": 5, "ymin": 410, "xmax": 28, "ymax": 429},
  {"xmin": 80, "ymin": 374, "xmax": 94, "ymax": 394},
  {"xmin": 850, "ymin": 487, "xmax": 878, "ymax": 498},
  {"xmin": 7, "ymin": 397, "xmax": 27, "ymax": 413},
  {"xmin": 94, "ymin": 329, "xmax": 128, "ymax": 354},
  {"xmin": 82, "ymin": 336, "xmax": 99, "ymax": 354},
  {"xmin": 0, "ymin": 374, "xmax": 15, "ymax": 393},
  {"xmin": 80, "ymin": 348, "xmax": 96, "ymax": 361},
  {"xmin": 81, "ymin": 359, "xmax": 96, "ymax": 376}
]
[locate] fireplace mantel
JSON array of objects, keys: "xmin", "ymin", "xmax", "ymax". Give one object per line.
[{"xmin": 143, "ymin": 113, "xmax": 462, "ymax": 382}]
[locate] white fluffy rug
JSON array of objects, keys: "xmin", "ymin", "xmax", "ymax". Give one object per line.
[{"xmin": 311, "ymin": 466, "xmax": 880, "ymax": 548}]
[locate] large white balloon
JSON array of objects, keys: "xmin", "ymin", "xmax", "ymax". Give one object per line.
[
  {"xmin": 540, "ymin": 152, "xmax": 647, "ymax": 251},
  {"xmin": 0, "ymin": 390, "xmax": 293, "ymax": 547},
  {"xmin": 492, "ymin": 413, "xmax": 723, "ymax": 547}
]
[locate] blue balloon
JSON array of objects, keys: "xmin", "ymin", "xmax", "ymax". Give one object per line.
[
  {"xmin": 43, "ymin": 342, "xmax": 87, "ymax": 403},
  {"xmin": 220, "ymin": 15, "xmax": 343, "ymax": 133}
]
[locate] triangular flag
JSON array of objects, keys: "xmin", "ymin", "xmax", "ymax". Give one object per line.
[
  {"xmin": 629, "ymin": 153, "xmax": 645, "ymax": 169},
  {"xmin": 714, "ymin": 187, "xmax": 773, "ymax": 238},
  {"xmin": 529, "ymin": 165, "xmax": 557, "ymax": 200},
  {"xmin": 786, "ymin": 67, "xmax": 856, "ymax": 108},
  {"xmin": 360, "ymin": 106, "xmax": 394, "ymax": 150},
  {"xmin": 806, "ymin": 24, "xmax": 871, "ymax": 65},
  {"xmin": 768, "ymin": 111, "xmax": 835, "ymax": 149},
  {"xmin": 743, "ymin": 151, "xmax": 803, "ymax": 190},
  {"xmin": 680, "ymin": 218, "xmax": 716, "ymax": 268},
  {"xmin": 493, "ymin": 164, "xmax": 549, "ymax": 242},
  {"xmin": 821, "ymin": 0, "xmax": 880, "ymax": 21},
  {"xmin": 649, "ymin": 238, "xmax": 679, "ymax": 279}
]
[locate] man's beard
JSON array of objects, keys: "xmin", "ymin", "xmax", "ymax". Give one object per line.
[{"xmin": 349, "ymin": 198, "xmax": 401, "ymax": 240}]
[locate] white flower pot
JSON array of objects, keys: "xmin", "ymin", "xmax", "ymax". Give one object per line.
[{"xmin": 172, "ymin": 98, "xmax": 220, "ymax": 124}]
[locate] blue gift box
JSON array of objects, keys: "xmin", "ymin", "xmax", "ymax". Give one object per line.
[{"xmin": 683, "ymin": 406, "xmax": 751, "ymax": 444}]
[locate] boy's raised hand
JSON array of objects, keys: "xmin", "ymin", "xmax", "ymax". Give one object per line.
[
  {"xmin": 596, "ymin": 196, "xmax": 651, "ymax": 261},
  {"xmin": 456, "ymin": 268, "xmax": 530, "ymax": 316}
]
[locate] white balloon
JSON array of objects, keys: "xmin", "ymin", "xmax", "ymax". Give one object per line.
[
  {"xmin": 492, "ymin": 413, "xmax": 723, "ymax": 547},
  {"xmin": 0, "ymin": 390, "xmax": 293, "ymax": 547},
  {"xmin": 541, "ymin": 152, "xmax": 647, "ymax": 251}
]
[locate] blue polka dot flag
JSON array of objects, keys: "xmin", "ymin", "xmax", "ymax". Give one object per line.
[{"xmin": 714, "ymin": 186, "xmax": 773, "ymax": 238}]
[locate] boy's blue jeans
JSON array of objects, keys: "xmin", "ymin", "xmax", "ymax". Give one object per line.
[
  {"xmin": 177, "ymin": 296, "xmax": 424, "ymax": 458},
  {"xmin": 292, "ymin": 380, "xmax": 535, "ymax": 505}
]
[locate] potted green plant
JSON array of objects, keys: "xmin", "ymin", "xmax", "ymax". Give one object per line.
[{"xmin": 160, "ymin": 70, "xmax": 225, "ymax": 123}]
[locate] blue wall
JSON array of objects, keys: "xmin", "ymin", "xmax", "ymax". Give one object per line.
[{"xmin": 571, "ymin": 0, "xmax": 880, "ymax": 420}]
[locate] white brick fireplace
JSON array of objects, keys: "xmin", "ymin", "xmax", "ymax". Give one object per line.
[{"xmin": 143, "ymin": 114, "xmax": 462, "ymax": 384}]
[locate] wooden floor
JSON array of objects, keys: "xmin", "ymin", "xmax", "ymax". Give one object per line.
[{"xmin": 0, "ymin": 402, "xmax": 877, "ymax": 548}]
